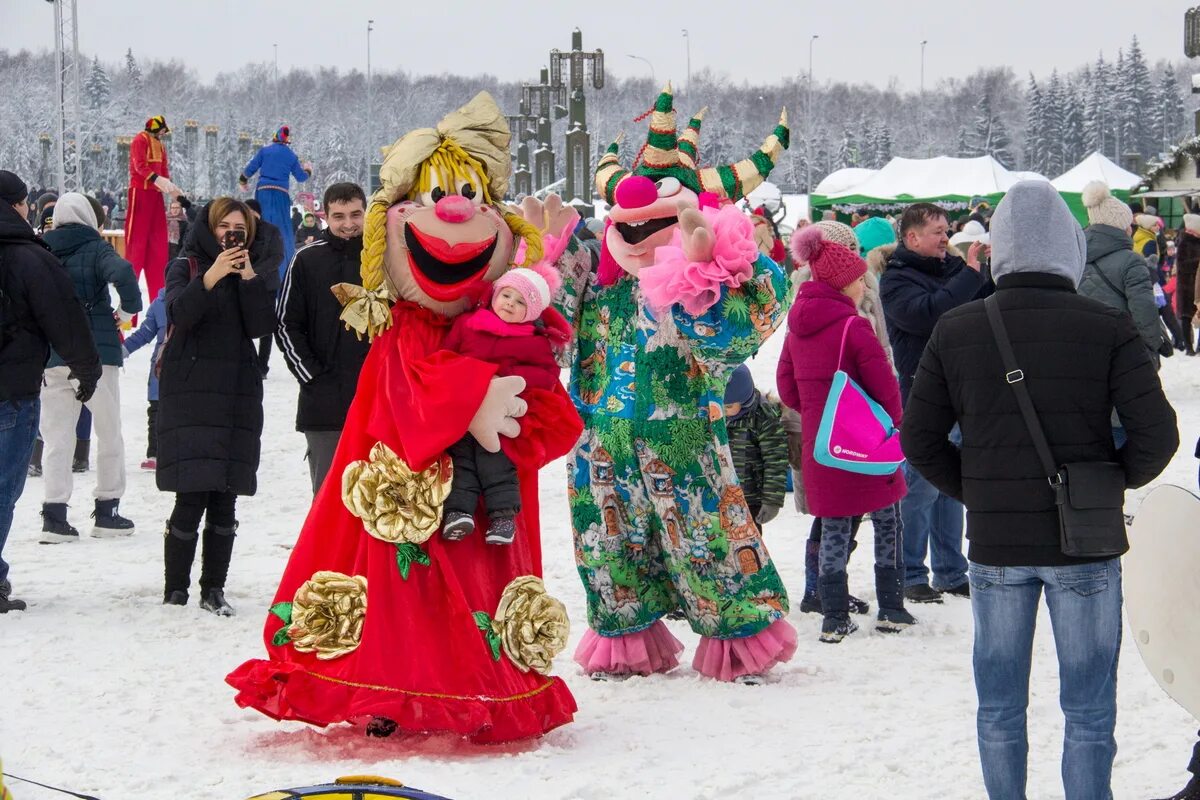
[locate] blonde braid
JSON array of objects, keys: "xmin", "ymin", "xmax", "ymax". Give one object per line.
[
  {"xmin": 503, "ymin": 211, "xmax": 544, "ymax": 267},
  {"xmin": 360, "ymin": 200, "xmax": 389, "ymax": 291}
]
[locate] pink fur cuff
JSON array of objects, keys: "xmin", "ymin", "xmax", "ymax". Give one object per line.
[{"xmin": 639, "ymin": 204, "xmax": 758, "ymax": 317}]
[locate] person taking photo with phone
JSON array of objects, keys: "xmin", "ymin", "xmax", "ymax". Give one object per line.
[{"xmin": 156, "ymin": 197, "xmax": 276, "ymax": 616}]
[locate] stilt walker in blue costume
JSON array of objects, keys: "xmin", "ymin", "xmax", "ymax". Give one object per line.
[{"xmin": 240, "ymin": 126, "xmax": 311, "ymax": 281}]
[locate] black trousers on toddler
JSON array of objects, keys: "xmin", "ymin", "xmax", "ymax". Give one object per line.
[{"xmin": 446, "ymin": 434, "xmax": 520, "ymax": 518}]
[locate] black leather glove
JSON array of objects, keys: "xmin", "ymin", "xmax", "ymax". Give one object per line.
[{"xmin": 70, "ymin": 373, "xmax": 97, "ymax": 403}]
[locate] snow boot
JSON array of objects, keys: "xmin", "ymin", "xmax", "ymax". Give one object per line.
[
  {"xmin": 818, "ymin": 571, "xmax": 857, "ymax": 643},
  {"xmin": 943, "ymin": 581, "xmax": 970, "ymax": 599},
  {"xmin": 71, "ymin": 438, "xmax": 90, "ymax": 473},
  {"xmin": 485, "ymin": 513, "xmax": 516, "ymax": 545},
  {"xmin": 904, "ymin": 583, "xmax": 944, "ymax": 604},
  {"xmin": 39, "ymin": 503, "xmax": 79, "ymax": 544},
  {"xmin": 91, "ymin": 498, "xmax": 135, "ymax": 538},
  {"xmin": 800, "ymin": 589, "xmax": 870, "ymax": 615},
  {"xmin": 27, "ymin": 438, "xmax": 42, "ymax": 477},
  {"xmin": 734, "ymin": 673, "xmax": 766, "ymax": 686},
  {"xmin": 876, "ymin": 566, "xmax": 919, "ymax": 633},
  {"xmin": 199, "ymin": 522, "xmax": 237, "ymax": 616},
  {"xmin": 0, "ymin": 579, "xmax": 26, "ymax": 613},
  {"xmin": 441, "ymin": 511, "xmax": 475, "ymax": 541},
  {"xmin": 366, "ymin": 716, "xmax": 398, "ymax": 738},
  {"xmin": 163, "ymin": 521, "xmax": 199, "ymax": 605}
]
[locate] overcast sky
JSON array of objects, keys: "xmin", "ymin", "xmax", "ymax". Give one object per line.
[{"xmin": 2, "ymin": 1, "xmax": 1197, "ymax": 89}]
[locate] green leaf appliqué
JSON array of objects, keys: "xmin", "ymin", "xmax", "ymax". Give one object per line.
[{"xmin": 394, "ymin": 542, "xmax": 431, "ymax": 580}]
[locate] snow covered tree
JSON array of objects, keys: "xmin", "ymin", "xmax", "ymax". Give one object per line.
[
  {"xmin": 86, "ymin": 57, "xmax": 110, "ymax": 110},
  {"xmin": 1043, "ymin": 71, "xmax": 1066, "ymax": 175},
  {"xmin": 835, "ymin": 128, "xmax": 858, "ymax": 169},
  {"xmin": 1060, "ymin": 79, "xmax": 1086, "ymax": 170},
  {"xmin": 1122, "ymin": 36, "xmax": 1153, "ymax": 157},
  {"xmin": 871, "ymin": 120, "xmax": 893, "ymax": 168},
  {"xmin": 1154, "ymin": 68, "xmax": 1187, "ymax": 154},
  {"xmin": 1024, "ymin": 74, "xmax": 1046, "ymax": 172},
  {"xmin": 965, "ymin": 92, "xmax": 1014, "ymax": 167},
  {"xmin": 955, "ymin": 126, "xmax": 972, "ymax": 158}
]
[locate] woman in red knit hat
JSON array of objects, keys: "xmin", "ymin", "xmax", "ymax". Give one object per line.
[{"xmin": 776, "ymin": 225, "xmax": 917, "ymax": 643}]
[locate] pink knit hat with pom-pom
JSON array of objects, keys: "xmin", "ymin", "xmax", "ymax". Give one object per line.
[
  {"xmin": 790, "ymin": 225, "xmax": 867, "ymax": 290},
  {"xmin": 491, "ymin": 263, "xmax": 562, "ymax": 322}
]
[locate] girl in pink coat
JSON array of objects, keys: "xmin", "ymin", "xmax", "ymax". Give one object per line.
[{"xmin": 777, "ymin": 226, "xmax": 916, "ymax": 643}]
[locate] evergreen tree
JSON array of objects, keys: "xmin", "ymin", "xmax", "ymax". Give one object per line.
[
  {"xmin": 123, "ymin": 48, "xmax": 143, "ymax": 114},
  {"xmin": 1043, "ymin": 71, "xmax": 1066, "ymax": 175},
  {"xmin": 85, "ymin": 57, "xmax": 110, "ymax": 110},
  {"xmin": 1024, "ymin": 74, "xmax": 1046, "ymax": 172},
  {"xmin": 955, "ymin": 126, "xmax": 972, "ymax": 158},
  {"xmin": 1082, "ymin": 59, "xmax": 1110, "ymax": 157},
  {"xmin": 1155, "ymin": 68, "xmax": 1187, "ymax": 153},
  {"xmin": 1060, "ymin": 78, "xmax": 1086, "ymax": 170},
  {"xmin": 873, "ymin": 120, "xmax": 893, "ymax": 167},
  {"xmin": 1113, "ymin": 49, "xmax": 1132, "ymax": 160},
  {"xmin": 1123, "ymin": 36, "xmax": 1153, "ymax": 157},
  {"xmin": 835, "ymin": 127, "xmax": 857, "ymax": 169},
  {"xmin": 966, "ymin": 92, "xmax": 1014, "ymax": 167}
]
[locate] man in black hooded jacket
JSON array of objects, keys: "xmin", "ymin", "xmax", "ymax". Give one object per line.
[{"xmin": 0, "ymin": 170, "xmax": 101, "ymax": 612}]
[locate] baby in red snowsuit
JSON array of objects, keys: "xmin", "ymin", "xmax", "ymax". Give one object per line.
[{"xmin": 441, "ymin": 263, "xmax": 571, "ymax": 545}]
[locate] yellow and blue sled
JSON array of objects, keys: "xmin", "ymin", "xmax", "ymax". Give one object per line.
[{"xmin": 247, "ymin": 775, "xmax": 453, "ymax": 800}]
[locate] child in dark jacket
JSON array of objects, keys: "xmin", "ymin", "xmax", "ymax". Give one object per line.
[
  {"xmin": 777, "ymin": 226, "xmax": 916, "ymax": 643},
  {"xmin": 723, "ymin": 365, "xmax": 789, "ymax": 529},
  {"xmin": 440, "ymin": 264, "xmax": 575, "ymax": 545},
  {"xmin": 122, "ymin": 287, "xmax": 168, "ymax": 469}
]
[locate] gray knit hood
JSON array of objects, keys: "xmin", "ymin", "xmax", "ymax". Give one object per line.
[{"xmin": 990, "ymin": 180, "xmax": 1087, "ymax": 288}]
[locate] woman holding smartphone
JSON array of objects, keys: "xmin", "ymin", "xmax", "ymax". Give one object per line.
[{"xmin": 156, "ymin": 197, "xmax": 276, "ymax": 615}]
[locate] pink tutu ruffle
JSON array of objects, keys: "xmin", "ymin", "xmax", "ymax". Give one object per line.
[
  {"xmin": 692, "ymin": 619, "xmax": 798, "ymax": 681},
  {"xmin": 574, "ymin": 621, "xmax": 685, "ymax": 676}
]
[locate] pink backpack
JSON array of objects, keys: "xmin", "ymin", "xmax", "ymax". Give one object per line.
[{"xmin": 813, "ymin": 317, "xmax": 905, "ymax": 475}]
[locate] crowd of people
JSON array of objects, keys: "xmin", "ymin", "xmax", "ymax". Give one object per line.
[{"xmin": 2, "ymin": 114, "xmax": 1200, "ymax": 796}]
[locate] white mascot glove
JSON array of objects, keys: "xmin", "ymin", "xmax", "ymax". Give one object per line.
[{"xmin": 468, "ymin": 375, "xmax": 528, "ymax": 453}]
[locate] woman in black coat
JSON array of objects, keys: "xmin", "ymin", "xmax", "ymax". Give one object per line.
[{"xmin": 157, "ymin": 198, "xmax": 276, "ymax": 615}]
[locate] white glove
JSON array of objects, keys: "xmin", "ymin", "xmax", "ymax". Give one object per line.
[
  {"xmin": 153, "ymin": 176, "xmax": 181, "ymax": 197},
  {"xmin": 468, "ymin": 376, "xmax": 527, "ymax": 453}
]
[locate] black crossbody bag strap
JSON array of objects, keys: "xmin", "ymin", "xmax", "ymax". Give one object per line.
[{"xmin": 983, "ymin": 295, "xmax": 1059, "ymax": 484}]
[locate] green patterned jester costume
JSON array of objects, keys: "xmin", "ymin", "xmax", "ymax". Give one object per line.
[{"xmin": 555, "ymin": 86, "xmax": 798, "ymax": 682}]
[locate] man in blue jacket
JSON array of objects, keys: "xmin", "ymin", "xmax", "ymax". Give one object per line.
[
  {"xmin": 880, "ymin": 203, "xmax": 991, "ymax": 604},
  {"xmin": 240, "ymin": 125, "xmax": 311, "ymax": 282}
]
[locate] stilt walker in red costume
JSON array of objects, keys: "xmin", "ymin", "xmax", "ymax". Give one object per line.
[
  {"xmin": 125, "ymin": 115, "xmax": 183, "ymax": 301},
  {"xmin": 227, "ymin": 92, "xmax": 582, "ymax": 744}
]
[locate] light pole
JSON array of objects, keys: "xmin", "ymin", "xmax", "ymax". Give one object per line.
[
  {"xmin": 627, "ymin": 53, "xmax": 655, "ymax": 85},
  {"xmin": 681, "ymin": 29, "xmax": 690, "ymax": 102},
  {"xmin": 806, "ymin": 34, "xmax": 819, "ymax": 194},
  {"xmin": 920, "ymin": 40, "xmax": 927, "ymax": 94},
  {"xmin": 366, "ymin": 19, "xmax": 374, "ymax": 189},
  {"xmin": 273, "ymin": 43, "xmax": 279, "ymax": 122}
]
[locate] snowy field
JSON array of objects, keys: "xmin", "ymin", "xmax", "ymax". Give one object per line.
[{"xmin": 2, "ymin": 322, "xmax": 1198, "ymax": 800}]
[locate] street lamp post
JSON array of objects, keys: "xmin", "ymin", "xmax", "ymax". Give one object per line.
[
  {"xmin": 366, "ymin": 19, "xmax": 374, "ymax": 190},
  {"xmin": 273, "ymin": 43, "xmax": 279, "ymax": 122},
  {"xmin": 806, "ymin": 34, "xmax": 819, "ymax": 194},
  {"xmin": 627, "ymin": 53, "xmax": 655, "ymax": 85},
  {"xmin": 681, "ymin": 29, "xmax": 690, "ymax": 102},
  {"xmin": 920, "ymin": 40, "xmax": 927, "ymax": 94}
]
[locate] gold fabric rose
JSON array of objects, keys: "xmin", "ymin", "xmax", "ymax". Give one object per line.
[
  {"xmin": 331, "ymin": 283, "xmax": 394, "ymax": 340},
  {"xmin": 483, "ymin": 576, "xmax": 570, "ymax": 675},
  {"xmin": 342, "ymin": 442, "xmax": 452, "ymax": 545},
  {"xmin": 287, "ymin": 571, "xmax": 368, "ymax": 661}
]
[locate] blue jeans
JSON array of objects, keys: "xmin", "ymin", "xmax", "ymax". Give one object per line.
[
  {"xmin": 969, "ymin": 560, "xmax": 1122, "ymax": 800},
  {"xmin": 901, "ymin": 461, "xmax": 967, "ymax": 589},
  {"xmin": 0, "ymin": 397, "xmax": 41, "ymax": 583}
]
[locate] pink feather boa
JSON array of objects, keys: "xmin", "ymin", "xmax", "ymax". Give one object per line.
[{"xmin": 638, "ymin": 204, "xmax": 759, "ymax": 317}]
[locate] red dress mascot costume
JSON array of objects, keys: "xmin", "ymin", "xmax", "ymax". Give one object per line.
[
  {"xmin": 227, "ymin": 92, "xmax": 582, "ymax": 743},
  {"xmin": 125, "ymin": 115, "xmax": 182, "ymax": 300}
]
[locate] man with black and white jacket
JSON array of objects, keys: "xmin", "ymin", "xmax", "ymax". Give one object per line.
[{"xmin": 275, "ymin": 182, "xmax": 370, "ymax": 493}]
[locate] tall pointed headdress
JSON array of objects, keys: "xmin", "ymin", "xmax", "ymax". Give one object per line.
[{"xmin": 595, "ymin": 83, "xmax": 788, "ymax": 205}]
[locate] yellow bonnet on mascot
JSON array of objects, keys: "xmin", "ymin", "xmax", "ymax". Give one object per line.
[{"xmin": 334, "ymin": 91, "xmax": 546, "ymax": 338}]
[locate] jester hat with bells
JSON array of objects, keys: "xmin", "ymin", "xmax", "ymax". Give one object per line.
[
  {"xmin": 594, "ymin": 84, "xmax": 787, "ymax": 277},
  {"xmin": 339, "ymin": 91, "xmax": 544, "ymax": 340}
]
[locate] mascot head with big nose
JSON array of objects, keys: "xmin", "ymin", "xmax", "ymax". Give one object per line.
[
  {"xmin": 340, "ymin": 92, "xmax": 543, "ymax": 338},
  {"xmin": 595, "ymin": 83, "xmax": 788, "ymax": 283}
]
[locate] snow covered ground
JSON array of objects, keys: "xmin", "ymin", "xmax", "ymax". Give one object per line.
[{"xmin": 2, "ymin": 325, "xmax": 1198, "ymax": 800}]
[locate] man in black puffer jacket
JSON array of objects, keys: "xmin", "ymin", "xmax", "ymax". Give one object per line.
[
  {"xmin": 902, "ymin": 180, "xmax": 1177, "ymax": 799},
  {"xmin": 275, "ymin": 182, "xmax": 370, "ymax": 494},
  {"xmin": 0, "ymin": 171, "xmax": 101, "ymax": 612},
  {"xmin": 880, "ymin": 203, "xmax": 992, "ymax": 604}
]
